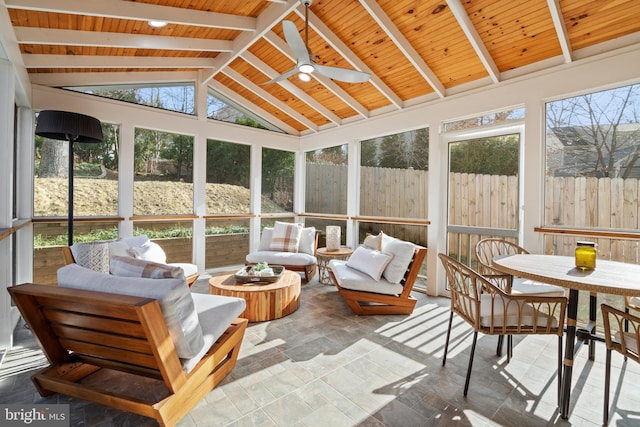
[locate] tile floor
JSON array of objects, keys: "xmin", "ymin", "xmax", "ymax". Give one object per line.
[{"xmin": 1, "ymin": 272, "xmax": 639, "ymax": 427}]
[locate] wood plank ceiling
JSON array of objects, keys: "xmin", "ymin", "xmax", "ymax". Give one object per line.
[{"xmin": 3, "ymin": 0, "xmax": 640, "ymax": 135}]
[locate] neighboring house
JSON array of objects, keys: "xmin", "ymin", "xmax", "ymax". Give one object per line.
[{"xmin": 547, "ymin": 124, "xmax": 640, "ymax": 178}]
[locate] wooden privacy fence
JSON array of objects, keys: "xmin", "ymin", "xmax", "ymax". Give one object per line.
[
  {"xmin": 305, "ymin": 163, "xmax": 429, "ymax": 219},
  {"xmin": 448, "ymin": 173, "xmax": 640, "ymax": 264}
]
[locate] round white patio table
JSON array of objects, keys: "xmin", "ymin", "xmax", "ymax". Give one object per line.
[{"xmin": 491, "ymin": 254, "xmax": 640, "ymax": 419}]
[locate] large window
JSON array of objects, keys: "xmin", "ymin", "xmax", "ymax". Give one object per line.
[
  {"xmin": 447, "ymin": 133, "xmax": 520, "ymax": 267},
  {"xmin": 305, "ymin": 145, "xmax": 348, "ymax": 215},
  {"xmin": 262, "ymin": 148, "xmax": 294, "ymax": 213},
  {"xmin": 360, "ymin": 128, "xmax": 429, "ymax": 218},
  {"xmin": 134, "ymin": 128, "xmax": 193, "ymax": 216},
  {"xmin": 544, "ymin": 83, "xmax": 640, "ymax": 324},
  {"xmin": 34, "ymin": 121, "xmax": 120, "ymax": 218},
  {"xmin": 205, "ymin": 140, "xmax": 251, "ymax": 214},
  {"xmin": 544, "ymin": 83, "xmax": 640, "ymax": 261},
  {"xmin": 65, "ymin": 83, "xmax": 195, "ymax": 115}
]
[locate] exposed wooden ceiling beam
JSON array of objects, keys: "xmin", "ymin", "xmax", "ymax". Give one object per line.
[
  {"xmin": 14, "ymin": 27, "xmax": 233, "ymax": 52},
  {"xmin": 201, "ymin": 0, "xmax": 300, "ymax": 85},
  {"xmin": 359, "ymin": 0, "xmax": 445, "ymax": 98},
  {"xmin": 263, "ymin": 30, "xmax": 370, "ymax": 119},
  {"xmin": 4, "ymin": 0, "xmax": 256, "ymax": 31},
  {"xmin": 240, "ymin": 51, "xmax": 343, "ymax": 126},
  {"xmin": 22, "ymin": 54, "xmax": 217, "ymax": 69},
  {"xmin": 446, "ymin": 0, "xmax": 500, "ymax": 84},
  {"xmin": 207, "ymin": 79, "xmax": 298, "ymax": 135},
  {"xmin": 223, "ymin": 67, "xmax": 319, "ymax": 133},
  {"xmin": 28, "ymin": 71, "xmax": 199, "ymax": 87},
  {"xmin": 295, "ymin": 7, "xmax": 404, "ymax": 109},
  {"xmin": 547, "ymin": 0, "xmax": 573, "ymax": 63}
]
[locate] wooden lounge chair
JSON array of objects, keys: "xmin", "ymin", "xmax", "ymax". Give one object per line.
[
  {"xmin": 329, "ymin": 243, "xmax": 427, "ymax": 315},
  {"xmin": 8, "ymin": 283, "xmax": 247, "ymax": 427}
]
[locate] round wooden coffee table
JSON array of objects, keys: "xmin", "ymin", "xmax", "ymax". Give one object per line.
[{"xmin": 208, "ymin": 269, "xmax": 301, "ymax": 322}]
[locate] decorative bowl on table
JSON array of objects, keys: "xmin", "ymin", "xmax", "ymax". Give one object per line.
[{"xmin": 235, "ymin": 264, "xmax": 285, "ymax": 283}]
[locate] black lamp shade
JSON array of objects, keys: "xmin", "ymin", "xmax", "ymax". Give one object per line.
[{"xmin": 35, "ymin": 110, "xmax": 103, "ymax": 143}]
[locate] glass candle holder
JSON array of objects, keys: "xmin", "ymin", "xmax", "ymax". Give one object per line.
[
  {"xmin": 326, "ymin": 226, "xmax": 341, "ymax": 251},
  {"xmin": 575, "ymin": 241, "xmax": 596, "ymax": 270}
]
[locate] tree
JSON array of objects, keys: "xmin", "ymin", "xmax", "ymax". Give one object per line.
[
  {"xmin": 206, "ymin": 140, "xmax": 250, "ymax": 187},
  {"xmin": 38, "ymin": 137, "xmax": 68, "ymax": 178},
  {"xmin": 161, "ymin": 134, "xmax": 194, "ymax": 181},
  {"xmin": 449, "ymin": 135, "xmax": 519, "ymax": 175},
  {"xmin": 546, "ymin": 83, "xmax": 640, "ymax": 178}
]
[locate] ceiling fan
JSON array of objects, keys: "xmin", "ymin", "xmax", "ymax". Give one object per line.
[{"xmin": 262, "ymin": 0, "xmax": 370, "ymax": 85}]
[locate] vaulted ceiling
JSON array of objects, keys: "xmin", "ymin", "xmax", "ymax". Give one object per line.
[{"xmin": 2, "ymin": 0, "xmax": 640, "ymax": 136}]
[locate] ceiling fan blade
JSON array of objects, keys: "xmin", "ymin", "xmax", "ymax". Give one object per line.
[
  {"xmin": 282, "ymin": 20, "xmax": 310, "ymax": 62},
  {"xmin": 260, "ymin": 67, "xmax": 298, "ymax": 85},
  {"xmin": 314, "ymin": 64, "xmax": 371, "ymax": 83}
]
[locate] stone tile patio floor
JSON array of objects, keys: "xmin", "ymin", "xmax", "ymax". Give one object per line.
[{"xmin": 1, "ymin": 271, "xmax": 639, "ymax": 426}]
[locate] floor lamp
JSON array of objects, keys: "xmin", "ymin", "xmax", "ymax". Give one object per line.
[{"xmin": 35, "ymin": 110, "xmax": 103, "ymax": 247}]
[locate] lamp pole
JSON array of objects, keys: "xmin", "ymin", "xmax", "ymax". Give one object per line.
[{"xmin": 35, "ymin": 110, "xmax": 103, "ymax": 247}]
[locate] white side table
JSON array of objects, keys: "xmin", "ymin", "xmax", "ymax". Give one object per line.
[{"xmin": 316, "ymin": 247, "xmax": 353, "ymax": 285}]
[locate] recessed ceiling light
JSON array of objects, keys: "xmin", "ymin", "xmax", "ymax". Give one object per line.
[{"xmin": 148, "ymin": 20, "xmax": 168, "ymax": 28}]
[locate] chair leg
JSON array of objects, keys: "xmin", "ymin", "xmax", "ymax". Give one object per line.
[
  {"xmin": 443, "ymin": 312, "xmax": 453, "ymax": 367},
  {"xmin": 557, "ymin": 335, "xmax": 563, "ymax": 407},
  {"xmin": 506, "ymin": 335, "xmax": 513, "ymax": 362},
  {"xmin": 604, "ymin": 348, "xmax": 611, "ymax": 426},
  {"xmin": 463, "ymin": 331, "xmax": 478, "ymax": 396},
  {"xmin": 496, "ymin": 335, "xmax": 504, "ymax": 357}
]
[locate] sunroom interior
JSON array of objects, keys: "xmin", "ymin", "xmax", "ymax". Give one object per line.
[{"xmin": 1, "ymin": 1, "xmax": 640, "ymax": 424}]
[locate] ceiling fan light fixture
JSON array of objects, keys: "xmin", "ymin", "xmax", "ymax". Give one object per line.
[
  {"xmin": 298, "ymin": 72, "xmax": 312, "ymax": 82},
  {"xmin": 298, "ymin": 63, "xmax": 314, "ymax": 74}
]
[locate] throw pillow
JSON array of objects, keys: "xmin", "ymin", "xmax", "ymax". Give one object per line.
[
  {"xmin": 346, "ymin": 245, "xmax": 393, "ymax": 281},
  {"xmin": 129, "ymin": 241, "xmax": 167, "ymax": 264},
  {"xmin": 258, "ymin": 228, "xmax": 274, "ymax": 251},
  {"xmin": 298, "ymin": 227, "xmax": 316, "ymax": 255},
  {"xmin": 363, "ymin": 232, "xmax": 382, "ymax": 251},
  {"xmin": 382, "ymin": 238, "xmax": 416, "ymax": 284},
  {"xmin": 70, "ymin": 241, "xmax": 110, "ymax": 273},
  {"xmin": 110, "ymin": 255, "xmax": 185, "ymax": 280},
  {"xmin": 269, "ymin": 221, "xmax": 303, "ymax": 252}
]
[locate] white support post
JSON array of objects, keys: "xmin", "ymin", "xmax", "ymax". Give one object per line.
[
  {"xmin": 118, "ymin": 123, "xmax": 135, "ymax": 237},
  {"xmin": 0, "ymin": 59, "xmax": 16, "ymax": 349},
  {"xmin": 346, "ymin": 139, "xmax": 359, "ymax": 249},
  {"xmin": 249, "ymin": 144, "xmax": 263, "ymax": 252}
]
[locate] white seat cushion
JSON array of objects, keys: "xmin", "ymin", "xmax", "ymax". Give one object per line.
[
  {"xmin": 182, "ymin": 293, "xmax": 246, "ymax": 373},
  {"xmin": 169, "ymin": 262, "xmax": 198, "ymax": 277},
  {"xmin": 329, "ymin": 260, "xmax": 404, "ymax": 296},
  {"xmin": 57, "ymin": 264, "xmax": 204, "ymax": 359},
  {"xmin": 246, "ymin": 251, "xmax": 316, "ymax": 266},
  {"xmin": 479, "ymin": 294, "xmax": 558, "ymax": 328},
  {"xmin": 511, "ymin": 278, "xmax": 565, "ymax": 297}
]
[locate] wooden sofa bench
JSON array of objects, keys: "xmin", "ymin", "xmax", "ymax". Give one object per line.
[{"xmin": 8, "ymin": 283, "xmax": 247, "ymax": 427}]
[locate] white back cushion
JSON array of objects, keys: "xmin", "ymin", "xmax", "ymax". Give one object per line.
[
  {"xmin": 298, "ymin": 227, "xmax": 316, "ymax": 255},
  {"xmin": 382, "ymin": 238, "xmax": 416, "ymax": 284}
]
